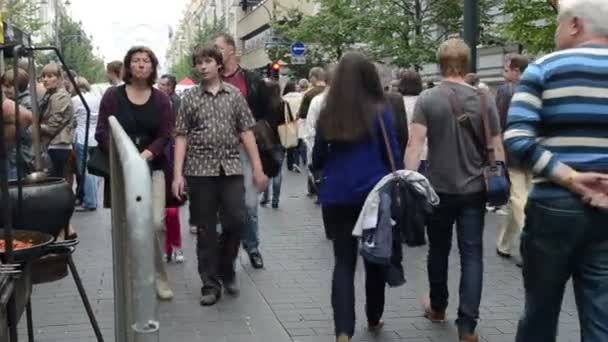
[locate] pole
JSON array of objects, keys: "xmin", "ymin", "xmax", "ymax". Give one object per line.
[
  {"xmin": 54, "ymin": 0, "xmax": 62, "ymax": 54},
  {"xmin": 464, "ymin": 0, "xmax": 478, "ymax": 73}
]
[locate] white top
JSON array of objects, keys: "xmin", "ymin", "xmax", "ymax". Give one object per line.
[
  {"xmin": 72, "ymin": 92, "xmax": 101, "ymax": 147},
  {"xmin": 403, "ymin": 95, "xmax": 428, "ymax": 160},
  {"xmin": 282, "ymin": 91, "xmax": 304, "ymax": 121},
  {"xmin": 304, "ymin": 89, "xmax": 328, "ymax": 147}
]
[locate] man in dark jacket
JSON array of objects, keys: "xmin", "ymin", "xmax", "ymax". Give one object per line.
[
  {"xmin": 214, "ymin": 32, "xmax": 270, "ymax": 269},
  {"xmin": 495, "ymin": 54, "xmax": 530, "ymax": 261}
]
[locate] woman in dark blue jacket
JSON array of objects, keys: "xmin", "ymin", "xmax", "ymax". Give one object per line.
[{"xmin": 312, "ymin": 52, "xmax": 402, "ymax": 342}]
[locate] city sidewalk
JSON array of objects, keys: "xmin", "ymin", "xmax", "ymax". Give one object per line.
[{"xmin": 19, "ymin": 171, "xmax": 581, "ymax": 342}]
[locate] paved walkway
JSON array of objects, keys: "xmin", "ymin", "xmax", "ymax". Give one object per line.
[{"xmin": 19, "ymin": 171, "xmax": 581, "ymax": 342}]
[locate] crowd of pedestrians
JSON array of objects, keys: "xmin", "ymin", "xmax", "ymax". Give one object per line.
[{"xmin": 3, "ymin": 1, "xmax": 608, "ymax": 341}]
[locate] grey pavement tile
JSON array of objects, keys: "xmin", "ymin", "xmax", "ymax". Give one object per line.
[{"xmin": 14, "ymin": 171, "xmax": 584, "ymax": 342}]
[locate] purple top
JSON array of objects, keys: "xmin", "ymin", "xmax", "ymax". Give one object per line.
[{"xmin": 95, "ymin": 85, "xmax": 174, "ymax": 160}]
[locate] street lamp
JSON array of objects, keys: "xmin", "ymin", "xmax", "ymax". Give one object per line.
[{"xmin": 463, "ymin": 0, "xmax": 478, "ymax": 73}]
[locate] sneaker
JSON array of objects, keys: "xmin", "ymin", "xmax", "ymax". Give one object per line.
[
  {"xmin": 200, "ymin": 288, "xmax": 220, "ymax": 306},
  {"xmin": 496, "ymin": 248, "xmax": 511, "ymax": 259},
  {"xmin": 495, "ymin": 208, "xmax": 508, "ymax": 216},
  {"xmin": 165, "ymin": 253, "xmax": 172, "ymax": 263},
  {"xmin": 248, "ymin": 251, "xmax": 264, "ymax": 269},
  {"xmin": 260, "ymin": 198, "xmax": 269, "ymax": 207},
  {"xmin": 156, "ymin": 279, "xmax": 174, "ymax": 300},
  {"xmin": 173, "ymin": 249, "xmax": 184, "ymax": 263},
  {"xmin": 271, "ymin": 202, "xmax": 279, "ymax": 209},
  {"xmin": 75, "ymin": 205, "xmax": 96, "ymax": 212}
]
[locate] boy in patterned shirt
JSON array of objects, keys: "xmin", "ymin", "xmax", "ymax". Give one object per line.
[{"xmin": 172, "ymin": 44, "xmax": 268, "ymax": 306}]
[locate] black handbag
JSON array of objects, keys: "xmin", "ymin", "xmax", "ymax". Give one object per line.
[{"xmin": 87, "ymin": 147, "xmax": 109, "ymax": 177}]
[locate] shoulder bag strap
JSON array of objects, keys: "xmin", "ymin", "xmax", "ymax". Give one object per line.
[
  {"xmin": 284, "ymin": 101, "xmax": 295, "ymax": 122},
  {"xmin": 376, "ymin": 109, "xmax": 397, "ymax": 174},
  {"xmin": 478, "ymin": 90, "xmax": 497, "ymax": 166},
  {"xmin": 440, "ymin": 85, "xmax": 487, "ymax": 162}
]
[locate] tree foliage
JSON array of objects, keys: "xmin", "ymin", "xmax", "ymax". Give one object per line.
[
  {"xmin": 501, "ymin": 0, "xmax": 557, "ymax": 55},
  {"xmin": 1, "ymin": 0, "xmax": 44, "ymax": 34},
  {"xmin": 170, "ymin": 19, "xmax": 226, "ymax": 82},
  {"xmin": 37, "ymin": 15, "xmax": 106, "ymax": 83},
  {"xmin": 272, "ymin": 0, "xmax": 501, "ymax": 71}
]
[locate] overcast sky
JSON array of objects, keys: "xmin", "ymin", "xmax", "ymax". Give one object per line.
[{"xmin": 66, "ymin": 0, "xmax": 190, "ymax": 73}]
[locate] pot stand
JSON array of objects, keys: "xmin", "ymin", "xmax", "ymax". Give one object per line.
[{"xmin": 25, "ymin": 242, "xmax": 104, "ymax": 342}]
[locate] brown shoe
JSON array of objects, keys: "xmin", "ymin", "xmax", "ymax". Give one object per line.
[
  {"xmin": 336, "ymin": 335, "xmax": 350, "ymax": 342},
  {"xmin": 368, "ymin": 320, "xmax": 384, "ymax": 332},
  {"xmin": 421, "ymin": 294, "xmax": 446, "ymax": 322},
  {"xmin": 459, "ymin": 332, "xmax": 479, "ymax": 342}
]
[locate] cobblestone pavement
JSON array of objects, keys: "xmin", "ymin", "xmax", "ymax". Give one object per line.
[{"xmin": 18, "ymin": 171, "xmax": 581, "ymax": 342}]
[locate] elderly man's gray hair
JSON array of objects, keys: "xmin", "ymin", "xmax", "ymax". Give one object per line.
[{"xmin": 559, "ymin": 0, "xmax": 608, "ymax": 37}]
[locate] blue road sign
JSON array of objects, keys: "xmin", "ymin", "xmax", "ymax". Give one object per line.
[{"xmin": 291, "ymin": 42, "xmax": 306, "ymax": 57}]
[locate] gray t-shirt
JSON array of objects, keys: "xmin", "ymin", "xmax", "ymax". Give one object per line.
[{"xmin": 412, "ymin": 81, "xmax": 501, "ymax": 195}]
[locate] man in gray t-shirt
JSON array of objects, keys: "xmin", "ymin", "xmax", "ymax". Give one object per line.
[
  {"xmin": 404, "ymin": 38, "xmax": 505, "ymax": 342},
  {"xmin": 411, "ymin": 81, "xmax": 502, "ymax": 195}
]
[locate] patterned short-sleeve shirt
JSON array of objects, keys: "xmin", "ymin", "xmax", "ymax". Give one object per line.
[{"xmin": 175, "ymin": 82, "xmax": 256, "ymax": 177}]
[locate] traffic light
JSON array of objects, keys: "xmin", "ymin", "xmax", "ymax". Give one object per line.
[{"xmin": 267, "ymin": 62, "xmax": 280, "ymax": 80}]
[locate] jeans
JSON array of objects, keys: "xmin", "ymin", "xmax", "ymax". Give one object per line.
[
  {"xmin": 6, "ymin": 165, "xmax": 17, "ymax": 180},
  {"xmin": 240, "ymin": 149, "xmax": 260, "ymax": 254},
  {"xmin": 262, "ymin": 146, "xmax": 285, "ymax": 205},
  {"xmin": 516, "ymin": 196, "xmax": 608, "ymax": 342},
  {"xmin": 187, "ymin": 175, "xmax": 245, "ymax": 292},
  {"xmin": 286, "ymin": 147, "xmax": 297, "ymax": 170},
  {"xmin": 74, "ymin": 143, "xmax": 98, "ymax": 209},
  {"xmin": 297, "ymin": 139, "xmax": 308, "ymax": 167},
  {"xmin": 48, "ymin": 148, "xmax": 71, "ymax": 179},
  {"xmin": 323, "ymin": 205, "xmax": 386, "ymax": 338},
  {"xmin": 427, "ymin": 192, "xmax": 485, "ymax": 335}
]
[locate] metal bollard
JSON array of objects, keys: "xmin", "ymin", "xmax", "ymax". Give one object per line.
[{"xmin": 109, "ymin": 116, "xmax": 159, "ymax": 342}]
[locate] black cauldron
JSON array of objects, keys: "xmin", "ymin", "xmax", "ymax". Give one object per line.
[{"xmin": 0, "ymin": 177, "xmax": 75, "ymax": 238}]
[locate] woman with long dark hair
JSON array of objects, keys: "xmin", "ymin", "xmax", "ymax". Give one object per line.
[
  {"xmin": 312, "ymin": 52, "xmax": 402, "ymax": 342},
  {"xmin": 95, "ymin": 46, "xmax": 174, "ymax": 300}
]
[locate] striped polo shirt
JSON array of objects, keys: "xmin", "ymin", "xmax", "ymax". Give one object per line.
[{"xmin": 504, "ymin": 44, "xmax": 608, "ymax": 198}]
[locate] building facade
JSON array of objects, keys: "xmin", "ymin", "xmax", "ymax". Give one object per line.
[
  {"xmin": 34, "ymin": 0, "xmax": 69, "ymax": 43},
  {"xmin": 166, "ymin": 0, "xmax": 239, "ymax": 71},
  {"xmin": 236, "ymin": 0, "xmax": 317, "ymax": 69}
]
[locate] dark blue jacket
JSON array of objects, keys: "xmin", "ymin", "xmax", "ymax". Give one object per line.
[{"xmin": 312, "ymin": 108, "xmax": 403, "ymax": 206}]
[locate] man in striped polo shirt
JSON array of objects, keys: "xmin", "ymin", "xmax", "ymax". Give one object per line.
[{"xmin": 504, "ymin": 0, "xmax": 608, "ymax": 340}]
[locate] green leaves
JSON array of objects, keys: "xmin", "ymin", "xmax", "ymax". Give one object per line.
[
  {"xmin": 2, "ymin": 0, "xmax": 44, "ymax": 34},
  {"xmin": 501, "ymin": 0, "xmax": 557, "ymax": 54},
  {"xmin": 170, "ymin": 19, "xmax": 226, "ymax": 81},
  {"xmin": 271, "ymin": 0, "xmax": 501, "ymax": 71},
  {"xmin": 36, "ymin": 16, "xmax": 106, "ymax": 83}
]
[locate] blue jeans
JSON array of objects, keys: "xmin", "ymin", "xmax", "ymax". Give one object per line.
[
  {"xmin": 322, "ymin": 204, "xmax": 385, "ymax": 338},
  {"xmin": 240, "ymin": 149, "xmax": 260, "ymax": 254},
  {"xmin": 262, "ymin": 146, "xmax": 285, "ymax": 205},
  {"xmin": 74, "ymin": 143, "xmax": 98, "ymax": 209},
  {"xmin": 297, "ymin": 139, "xmax": 308, "ymax": 167},
  {"xmin": 516, "ymin": 196, "xmax": 608, "ymax": 342},
  {"xmin": 427, "ymin": 192, "xmax": 485, "ymax": 335}
]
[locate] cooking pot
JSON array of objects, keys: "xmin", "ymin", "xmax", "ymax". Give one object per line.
[{"xmin": 0, "ymin": 177, "xmax": 74, "ymax": 238}]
